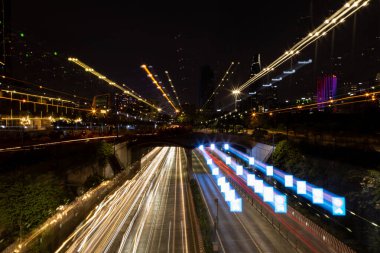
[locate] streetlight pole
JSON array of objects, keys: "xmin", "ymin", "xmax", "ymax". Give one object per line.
[
  {"xmin": 215, "ymin": 198, "xmax": 219, "ymax": 234},
  {"xmin": 232, "ymin": 90, "xmax": 240, "ymax": 112},
  {"xmin": 213, "ymin": 198, "xmax": 219, "ymax": 252},
  {"xmin": 234, "ymin": 95, "xmax": 237, "ymax": 111}
]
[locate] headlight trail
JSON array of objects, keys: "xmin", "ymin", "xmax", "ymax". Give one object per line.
[{"xmin": 56, "ymin": 147, "xmax": 171, "ymax": 253}]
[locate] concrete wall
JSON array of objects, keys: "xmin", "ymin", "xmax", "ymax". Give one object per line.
[
  {"xmin": 114, "ymin": 141, "xmax": 149, "ymax": 174},
  {"xmin": 250, "ymin": 143, "xmax": 274, "ymax": 162},
  {"xmin": 114, "ymin": 142, "xmax": 130, "ymax": 170}
]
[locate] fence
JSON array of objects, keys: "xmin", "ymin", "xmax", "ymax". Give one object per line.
[{"xmin": 227, "ymin": 177, "xmax": 356, "ymax": 253}]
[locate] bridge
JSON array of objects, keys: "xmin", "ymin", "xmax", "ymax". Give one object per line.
[{"xmin": 2, "ymin": 0, "xmax": 379, "ymax": 252}]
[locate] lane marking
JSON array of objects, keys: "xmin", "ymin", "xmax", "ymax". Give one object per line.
[
  {"xmin": 179, "ymin": 148, "xmax": 189, "ymax": 253},
  {"xmin": 168, "ymin": 221, "xmax": 171, "ymax": 253},
  {"xmin": 193, "ymin": 152, "xmax": 226, "ymax": 253}
]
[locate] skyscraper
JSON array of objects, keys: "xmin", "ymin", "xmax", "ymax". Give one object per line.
[
  {"xmin": 317, "ymin": 74, "xmax": 337, "ymax": 110},
  {"xmin": 249, "ymin": 54, "xmax": 261, "ymax": 79},
  {"xmin": 245, "ymin": 54, "xmax": 262, "ymax": 111}
]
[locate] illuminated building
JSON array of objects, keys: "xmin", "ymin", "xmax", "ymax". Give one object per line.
[
  {"xmin": 316, "ymin": 74, "xmax": 337, "ymax": 110},
  {"xmin": 242, "ymin": 54, "xmax": 262, "ymax": 111},
  {"xmin": 249, "ymin": 54, "xmax": 261, "ymax": 79},
  {"xmin": 92, "ymin": 94, "xmax": 111, "ymax": 110}
]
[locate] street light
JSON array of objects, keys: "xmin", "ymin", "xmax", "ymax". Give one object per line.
[{"xmin": 232, "ymin": 90, "xmax": 240, "ymax": 111}]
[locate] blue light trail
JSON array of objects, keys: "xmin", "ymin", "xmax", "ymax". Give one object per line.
[
  {"xmin": 225, "ymin": 145, "xmax": 346, "ymax": 216},
  {"xmin": 205, "ymin": 147, "xmax": 287, "ymax": 214}
]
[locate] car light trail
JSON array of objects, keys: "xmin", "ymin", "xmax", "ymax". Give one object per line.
[
  {"xmin": 201, "ymin": 146, "xmax": 287, "ymax": 213},
  {"xmin": 225, "ymin": 145, "xmax": 346, "ymax": 216},
  {"xmin": 56, "ymin": 147, "xmax": 171, "ymax": 252},
  {"xmin": 197, "ymin": 148, "xmax": 243, "ymax": 212},
  {"xmin": 195, "ymin": 149, "xmax": 340, "ymax": 253}
]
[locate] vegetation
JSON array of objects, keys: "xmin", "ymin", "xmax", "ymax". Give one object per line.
[
  {"xmin": 95, "ymin": 142, "xmax": 114, "ymax": 166},
  {"xmin": 0, "ymin": 141, "xmax": 116, "ymax": 251},
  {"xmin": 84, "ymin": 174, "xmax": 105, "ymax": 190},
  {"xmin": 272, "ymin": 140, "xmax": 380, "ymax": 253},
  {"xmin": 0, "ymin": 173, "xmax": 68, "ymax": 250},
  {"xmin": 189, "ymin": 179, "xmax": 214, "ymax": 253}
]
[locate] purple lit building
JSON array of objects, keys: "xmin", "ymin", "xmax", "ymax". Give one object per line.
[{"xmin": 317, "ymin": 75, "xmax": 337, "ymax": 110}]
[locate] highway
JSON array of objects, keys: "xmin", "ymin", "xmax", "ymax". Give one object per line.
[
  {"xmin": 56, "ymin": 147, "xmax": 198, "ymax": 253},
  {"xmin": 196, "ymin": 149, "xmax": 344, "ymax": 253},
  {"xmin": 192, "ymin": 151, "xmax": 294, "ymax": 253}
]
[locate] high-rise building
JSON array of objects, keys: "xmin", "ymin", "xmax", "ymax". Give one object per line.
[
  {"xmin": 93, "ymin": 94, "xmax": 111, "ymax": 111},
  {"xmin": 317, "ymin": 74, "xmax": 337, "ymax": 110},
  {"xmin": 244, "ymin": 54, "xmax": 262, "ymax": 111},
  {"xmin": 249, "ymin": 54, "xmax": 261, "ymax": 79},
  {"xmin": 245, "ymin": 54, "xmax": 278, "ymax": 111}
]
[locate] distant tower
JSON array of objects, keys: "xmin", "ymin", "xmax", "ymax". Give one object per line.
[
  {"xmin": 249, "ymin": 54, "xmax": 261, "ymax": 78},
  {"xmin": 247, "ymin": 54, "xmax": 265, "ymax": 111},
  {"xmin": 317, "ymin": 75, "xmax": 337, "ymax": 110}
]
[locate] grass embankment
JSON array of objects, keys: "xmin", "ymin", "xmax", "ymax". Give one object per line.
[{"xmin": 272, "ymin": 140, "xmax": 380, "ymax": 253}]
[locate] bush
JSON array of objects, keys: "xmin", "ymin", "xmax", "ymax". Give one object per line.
[
  {"xmin": 0, "ymin": 173, "xmax": 66, "ymax": 250},
  {"xmin": 83, "ymin": 174, "xmax": 104, "ymax": 191},
  {"xmin": 96, "ymin": 142, "xmax": 113, "ymax": 166},
  {"xmin": 272, "ymin": 140, "xmax": 307, "ymax": 177}
]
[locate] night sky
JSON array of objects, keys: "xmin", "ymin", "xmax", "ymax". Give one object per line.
[{"xmin": 10, "ymin": 0, "xmax": 379, "ymax": 105}]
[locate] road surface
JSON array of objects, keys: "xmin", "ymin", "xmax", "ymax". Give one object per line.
[
  {"xmin": 196, "ymin": 149, "xmax": 343, "ymax": 253},
  {"xmin": 192, "ymin": 150, "xmax": 297, "ymax": 253},
  {"xmin": 56, "ymin": 147, "xmax": 199, "ymax": 253}
]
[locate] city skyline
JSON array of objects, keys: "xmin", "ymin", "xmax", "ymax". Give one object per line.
[{"xmin": 7, "ymin": 0, "xmax": 379, "ymax": 108}]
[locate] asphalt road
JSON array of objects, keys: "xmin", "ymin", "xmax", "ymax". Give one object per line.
[
  {"xmin": 56, "ymin": 147, "xmax": 198, "ymax": 253},
  {"xmin": 192, "ymin": 151, "xmax": 296, "ymax": 253},
  {"xmin": 118, "ymin": 147, "xmax": 198, "ymax": 253}
]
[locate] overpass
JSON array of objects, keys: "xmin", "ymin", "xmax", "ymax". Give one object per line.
[{"xmin": 115, "ymin": 131, "xmax": 274, "ymax": 172}]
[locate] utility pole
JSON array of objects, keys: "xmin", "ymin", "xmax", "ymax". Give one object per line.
[{"xmin": 213, "ymin": 198, "xmax": 219, "ymax": 252}]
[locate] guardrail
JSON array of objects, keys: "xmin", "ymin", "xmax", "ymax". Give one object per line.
[{"xmin": 227, "ymin": 177, "xmax": 356, "ymax": 253}]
